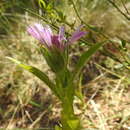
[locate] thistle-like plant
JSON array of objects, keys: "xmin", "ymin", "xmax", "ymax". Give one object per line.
[{"xmin": 8, "ymin": 23, "xmax": 103, "ymax": 130}]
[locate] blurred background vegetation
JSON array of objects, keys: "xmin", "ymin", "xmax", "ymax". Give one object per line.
[{"xmin": 0, "ymin": 0, "xmax": 130, "ymax": 129}]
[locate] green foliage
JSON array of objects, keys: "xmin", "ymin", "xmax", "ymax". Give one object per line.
[
  {"xmin": 0, "ymin": 0, "xmax": 37, "ymax": 34},
  {"xmin": 73, "ymin": 42, "xmax": 105, "ymax": 79},
  {"xmin": 38, "ymin": 0, "xmax": 46, "ymax": 9},
  {"xmin": 55, "ymin": 126, "xmax": 62, "ymax": 130},
  {"xmin": 40, "ymin": 47, "xmax": 66, "ymax": 74},
  {"xmin": 1, "ymin": 0, "xmax": 130, "ymax": 129},
  {"xmin": 8, "ymin": 38, "xmax": 104, "ymax": 129},
  {"xmin": 7, "ymin": 57, "xmax": 61, "ymax": 98}
]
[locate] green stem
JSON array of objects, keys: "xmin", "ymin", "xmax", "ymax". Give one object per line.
[{"xmin": 61, "ymin": 98, "xmax": 81, "ymax": 130}]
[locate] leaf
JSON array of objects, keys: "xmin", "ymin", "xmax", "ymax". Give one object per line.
[
  {"xmin": 46, "ymin": 2, "xmax": 53, "ymax": 11},
  {"xmin": 40, "ymin": 47, "xmax": 65, "ymax": 74},
  {"xmin": 120, "ymin": 39, "xmax": 127, "ymax": 51},
  {"xmin": 7, "ymin": 57, "xmax": 60, "ymax": 97},
  {"xmin": 73, "ymin": 42, "xmax": 105, "ymax": 79},
  {"xmin": 55, "ymin": 125, "xmax": 62, "ymax": 130},
  {"xmin": 38, "ymin": 0, "xmax": 46, "ymax": 8},
  {"xmin": 121, "ymin": 39, "xmax": 126, "ymax": 48},
  {"xmin": 56, "ymin": 10, "xmax": 66, "ymax": 22},
  {"xmin": 29, "ymin": 100, "xmax": 41, "ymax": 108},
  {"xmin": 67, "ymin": 119, "xmax": 80, "ymax": 130}
]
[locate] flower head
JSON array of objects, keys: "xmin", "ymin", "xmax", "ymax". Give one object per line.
[{"xmin": 27, "ymin": 23, "xmax": 86, "ymax": 50}]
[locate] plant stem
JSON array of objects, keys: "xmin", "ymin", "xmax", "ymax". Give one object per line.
[{"xmin": 61, "ymin": 99, "xmax": 81, "ymax": 130}]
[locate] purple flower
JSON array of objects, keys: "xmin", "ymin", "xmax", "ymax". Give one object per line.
[{"xmin": 27, "ymin": 23, "xmax": 86, "ymax": 50}]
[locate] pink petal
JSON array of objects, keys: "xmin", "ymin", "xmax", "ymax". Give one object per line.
[
  {"xmin": 27, "ymin": 25, "xmax": 45, "ymax": 43},
  {"xmin": 58, "ymin": 26, "xmax": 66, "ymax": 42},
  {"xmin": 42, "ymin": 25, "xmax": 53, "ymax": 47},
  {"xmin": 27, "ymin": 24, "xmax": 53, "ymax": 47},
  {"xmin": 51, "ymin": 35, "xmax": 64, "ymax": 50},
  {"xmin": 51, "ymin": 35, "xmax": 60, "ymax": 46},
  {"xmin": 69, "ymin": 31, "xmax": 86, "ymax": 43},
  {"xmin": 68, "ymin": 26, "xmax": 87, "ymax": 44}
]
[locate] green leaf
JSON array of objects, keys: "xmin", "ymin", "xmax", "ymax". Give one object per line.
[
  {"xmin": 73, "ymin": 42, "xmax": 105, "ymax": 79},
  {"xmin": 38, "ymin": 0, "xmax": 46, "ymax": 8},
  {"xmin": 29, "ymin": 100, "xmax": 41, "ymax": 108},
  {"xmin": 46, "ymin": 2, "xmax": 53, "ymax": 11},
  {"xmin": 121, "ymin": 39, "xmax": 126, "ymax": 48},
  {"xmin": 7, "ymin": 57, "xmax": 60, "ymax": 97},
  {"xmin": 56, "ymin": 10, "xmax": 66, "ymax": 22},
  {"xmin": 67, "ymin": 119, "xmax": 80, "ymax": 130},
  {"xmin": 55, "ymin": 125, "xmax": 62, "ymax": 130},
  {"xmin": 40, "ymin": 47, "xmax": 65, "ymax": 74},
  {"xmin": 120, "ymin": 39, "xmax": 127, "ymax": 51}
]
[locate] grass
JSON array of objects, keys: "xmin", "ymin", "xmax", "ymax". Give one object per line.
[{"xmin": 0, "ymin": 0, "xmax": 130, "ymax": 129}]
